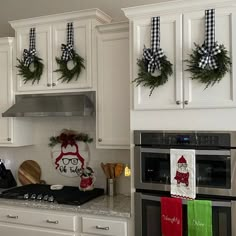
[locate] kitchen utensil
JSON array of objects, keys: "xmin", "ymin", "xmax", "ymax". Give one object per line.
[
  {"xmin": 115, "ymin": 163, "xmax": 124, "ymax": 177},
  {"xmin": 18, "ymin": 160, "xmax": 42, "ymax": 185},
  {"xmin": 109, "ymin": 163, "xmax": 116, "ymax": 179},
  {"xmin": 101, "ymin": 162, "xmax": 110, "ymax": 178}
]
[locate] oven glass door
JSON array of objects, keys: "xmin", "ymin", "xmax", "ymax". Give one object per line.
[
  {"xmin": 135, "ymin": 193, "xmax": 232, "ymax": 236},
  {"xmin": 139, "ymin": 148, "xmax": 231, "ymax": 189}
]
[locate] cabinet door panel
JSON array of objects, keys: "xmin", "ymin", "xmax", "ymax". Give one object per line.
[
  {"xmin": 183, "ymin": 8, "xmax": 236, "ymax": 109},
  {"xmin": 0, "ymin": 222, "xmax": 77, "ymax": 236},
  {"xmin": 16, "ymin": 25, "xmax": 52, "ymax": 92},
  {"xmin": 52, "ymin": 20, "xmax": 92, "ymax": 90},
  {"xmin": 96, "ymin": 24, "xmax": 130, "ymax": 148},
  {"xmin": 0, "ymin": 40, "xmax": 13, "ymax": 144},
  {"xmin": 133, "ymin": 14, "xmax": 183, "ymax": 110}
]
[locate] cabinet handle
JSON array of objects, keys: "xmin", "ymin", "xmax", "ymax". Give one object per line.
[
  {"xmin": 98, "ymin": 138, "xmax": 102, "ymax": 142},
  {"xmin": 7, "ymin": 138, "xmax": 11, "ymax": 141},
  {"xmin": 46, "ymin": 219, "xmax": 59, "ymax": 224},
  {"xmin": 184, "ymin": 100, "xmax": 189, "ymax": 105},
  {"xmin": 176, "ymin": 101, "xmax": 181, "ymax": 105},
  {"xmin": 95, "ymin": 225, "xmax": 110, "ymax": 230},
  {"xmin": 47, "ymin": 83, "xmax": 51, "ymax": 87},
  {"xmin": 7, "ymin": 215, "xmax": 18, "ymax": 219},
  {"xmin": 52, "ymin": 83, "xmax": 56, "ymax": 86}
]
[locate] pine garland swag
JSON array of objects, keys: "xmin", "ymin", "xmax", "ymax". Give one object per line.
[
  {"xmin": 185, "ymin": 43, "xmax": 231, "ymax": 88},
  {"xmin": 16, "ymin": 56, "xmax": 44, "ymax": 84},
  {"xmin": 134, "ymin": 56, "xmax": 173, "ymax": 96},
  {"xmin": 55, "ymin": 51, "xmax": 85, "ymax": 83}
]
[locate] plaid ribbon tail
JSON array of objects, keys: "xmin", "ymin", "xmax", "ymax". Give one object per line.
[{"xmin": 23, "ymin": 48, "xmax": 36, "ymax": 66}]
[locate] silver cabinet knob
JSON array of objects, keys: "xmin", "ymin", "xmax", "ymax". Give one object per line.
[
  {"xmin": 52, "ymin": 83, "xmax": 56, "ymax": 87},
  {"xmin": 98, "ymin": 138, "xmax": 102, "ymax": 142},
  {"xmin": 47, "ymin": 83, "xmax": 51, "ymax": 87},
  {"xmin": 184, "ymin": 100, "xmax": 189, "ymax": 105},
  {"xmin": 7, "ymin": 138, "xmax": 11, "ymax": 141},
  {"xmin": 176, "ymin": 101, "xmax": 181, "ymax": 105}
]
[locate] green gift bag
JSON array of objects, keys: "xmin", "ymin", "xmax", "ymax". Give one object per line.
[{"xmin": 187, "ymin": 200, "xmax": 212, "ymax": 236}]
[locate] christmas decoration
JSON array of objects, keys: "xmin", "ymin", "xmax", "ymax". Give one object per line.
[
  {"xmin": 55, "ymin": 22, "xmax": 85, "ymax": 83},
  {"xmin": 171, "ymin": 149, "xmax": 196, "ymax": 199},
  {"xmin": 16, "ymin": 28, "xmax": 44, "ymax": 84},
  {"xmin": 78, "ymin": 167, "xmax": 96, "ymax": 191},
  {"xmin": 133, "ymin": 17, "xmax": 173, "ymax": 96},
  {"xmin": 186, "ymin": 9, "xmax": 231, "ymax": 88},
  {"xmin": 49, "ymin": 129, "xmax": 93, "ymax": 178}
]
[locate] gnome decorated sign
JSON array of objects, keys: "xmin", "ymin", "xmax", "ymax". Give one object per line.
[
  {"xmin": 49, "ymin": 129, "xmax": 93, "ymax": 178},
  {"xmin": 174, "ymin": 156, "xmax": 189, "ymax": 187}
]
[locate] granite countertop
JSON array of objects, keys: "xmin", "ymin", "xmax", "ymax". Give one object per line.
[{"xmin": 0, "ymin": 194, "xmax": 131, "ymax": 218}]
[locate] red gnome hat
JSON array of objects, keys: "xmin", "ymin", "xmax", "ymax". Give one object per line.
[{"xmin": 178, "ymin": 155, "xmax": 187, "ymax": 163}]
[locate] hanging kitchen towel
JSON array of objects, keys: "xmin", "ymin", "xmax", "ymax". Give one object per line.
[
  {"xmin": 170, "ymin": 149, "xmax": 196, "ymax": 199},
  {"xmin": 161, "ymin": 197, "xmax": 183, "ymax": 236},
  {"xmin": 188, "ymin": 200, "xmax": 213, "ymax": 236}
]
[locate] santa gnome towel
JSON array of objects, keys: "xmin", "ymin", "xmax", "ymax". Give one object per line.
[{"xmin": 170, "ymin": 149, "xmax": 196, "ymax": 199}]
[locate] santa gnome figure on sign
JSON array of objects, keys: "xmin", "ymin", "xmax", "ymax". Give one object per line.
[{"xmin": 174, "ymin": 155, "xmax": 189, "ymax": 187}]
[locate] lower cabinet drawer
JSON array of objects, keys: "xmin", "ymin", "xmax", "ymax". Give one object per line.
[
  {"xmin": 82, "ymin": 217, "xmax": 127, "ymax": 236},
  {"xmin": 0, "ymin": 206, "xmax": 78, "ymax": 231}
]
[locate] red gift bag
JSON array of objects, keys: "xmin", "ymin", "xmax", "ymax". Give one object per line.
[{"xmin": 161, "ymin": 197, "xmax": 182, "ymax": 236}]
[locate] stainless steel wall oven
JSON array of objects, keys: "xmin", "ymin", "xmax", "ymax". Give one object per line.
[{"xmin": 134, "ymin": 131, "xmax": 236, "ymax": 236}]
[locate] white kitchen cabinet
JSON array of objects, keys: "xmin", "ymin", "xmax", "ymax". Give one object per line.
[
  {"xmin": 123, "ymin": 0, "xmax": 236, "ymax": 110},
  {"xmin": 10, "ymin": 9, "xmax": 112, "ymax": 94},
  {"xmin": 0, "ymin": 38, "xmax": 32, "ymax": 146},
  {"xmin": 95, "ymin": 22, "xmax": 130, "ymax": 149},
  {"xmin": 81, "ymin": 215, "xmax": 128, "ymax": 236},
  {"xmin": 0, "ymin": 205, "xmax": 79, "ymax": 236}
]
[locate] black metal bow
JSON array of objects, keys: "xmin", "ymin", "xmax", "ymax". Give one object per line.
[
  {"xmin": 198, "ymin": 44, "xmax": 221, "ymax": 69},
  {"xmin": 23, "ymin": 48, "xmax": 36, "ymax": 66},
  {"xmin": 143, "ymin": 47, "xmax": 164, "ymax": 73},
  {"xmin": 61, "ymin": 43, "xmax": 73, "ymax": 61}
]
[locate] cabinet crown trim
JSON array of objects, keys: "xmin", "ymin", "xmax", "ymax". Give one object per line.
[
  {"xmin": 9, "ymin": 8, "xmax": 112, "ymax": 28},
  {"xmin": 96, "ymin": 21, "xmax": 129, "ymax": 33},
  {"xmin": 122, "ymin": 0, "xmax": 235, "ymax": 19}
]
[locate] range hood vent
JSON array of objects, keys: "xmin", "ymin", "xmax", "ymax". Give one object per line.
[{"xmin": 2, "ymin": 92, "xmax": 95, "ymax": 117}]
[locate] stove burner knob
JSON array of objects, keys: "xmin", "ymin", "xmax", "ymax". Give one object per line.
[
  {"xmin": 48, "ymin": 195, "xmax": 54, "ymax": 202},
  {"xmin": 30, "ymin": 194, "xmax": 36, "ymax": 200},
  {"xmin": 23, "ymin": 193, "xmax": 29, "ymax": 199},
  {"xmin": 36, "ymin": 194, "xmax": 43, "ymax": 200},
  {"xmin": 43, "ymin": 195, "xmax": 49, "ymax": 201}
]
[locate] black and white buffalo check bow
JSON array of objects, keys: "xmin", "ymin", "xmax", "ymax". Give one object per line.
[
  {"xmin": 61, "ymin": 22, "xmax": 74, "ymax": 61},
  {"xmin": 143, "ymin": 17, "xmax": 164, "ymax": 73},
  {"xmin": 23, "ymin": 28, "xmax": 37, "ymax": 66},
  {"xmin": 198, "ymin": 9, "xmax": 221, "ymax": 70}
]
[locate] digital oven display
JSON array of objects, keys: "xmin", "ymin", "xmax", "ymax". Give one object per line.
[{"xmin": 176, "ymin": 135, "xmax": 190, "ymax": 144}]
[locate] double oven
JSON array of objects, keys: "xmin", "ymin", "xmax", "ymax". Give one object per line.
[{"xmin": 134, "ymin": 131, "xmax": 236, "ymax": 236}]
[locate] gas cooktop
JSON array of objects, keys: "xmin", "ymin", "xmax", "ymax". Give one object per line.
[{"xmin": 0, "ymin": 184, "xmax": 104, "ymax": 206}]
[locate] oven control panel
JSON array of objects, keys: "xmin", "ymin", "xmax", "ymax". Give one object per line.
[{"xmin": 135, "ymin": 131, "xmax": 230, "ymax": 147}]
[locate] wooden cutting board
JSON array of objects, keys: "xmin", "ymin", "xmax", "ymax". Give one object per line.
[{"xmin": 18, "ymin": 160, "xmax": 41, "ymax": 185}]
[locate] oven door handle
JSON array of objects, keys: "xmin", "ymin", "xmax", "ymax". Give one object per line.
[
  {"xmin": 139, "ymin": 148, "xmax": 230, "ymax": 156},
  {"xmin": 139, "ymin": 193, "xmax": 232, "ymax": 207}
]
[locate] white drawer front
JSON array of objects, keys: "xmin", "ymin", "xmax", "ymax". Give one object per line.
[
  {"xmin": 82, "ymin": 217, "xmax": 127, "ymax": 236},
  {"xmin": 0, "ymin": 206, "xmax": 78, "ymax": 231}
]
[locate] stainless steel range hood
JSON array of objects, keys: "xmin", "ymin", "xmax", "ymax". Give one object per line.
[{"xmin": 2, "ymin": 92, "xmax": 95, "ymax": 117}]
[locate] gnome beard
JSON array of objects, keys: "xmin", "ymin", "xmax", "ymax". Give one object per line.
[{"xmin": 174, "ymin": 156, "xmax": 189, "ymax": 187}]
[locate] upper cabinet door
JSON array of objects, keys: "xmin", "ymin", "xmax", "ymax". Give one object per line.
[
  {"xmin": 52, "ymin": 20, "xmax": 92, "ymax": 90},
  {"xmin": 16, "ymin": 24, "xmax": 52, "ymax": 92},
  {"xmin": 133, "ymin": 14, "xmax": 183, "ymax": 110},
  {"xmin": 183, "ymin": 8, "xmax": 236, "ymax": 109}
]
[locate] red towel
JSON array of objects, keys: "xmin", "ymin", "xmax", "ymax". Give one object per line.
[{"xmin": 161, "ymin": 197, "xmax": 182, "ymax": 236}]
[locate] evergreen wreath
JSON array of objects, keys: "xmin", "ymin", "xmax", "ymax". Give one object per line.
[
  {"xmin": 133, "ymin": 17, "xmax": 173, "ymax": 96},
  {"xmin": 134, "ymin": 57, "xmax": 173, "ymax": 96},
  {"xmin": 186, "ymin": 9, "xmax": 231, "ymax": 88},
  {"xmin": 49, "ymin": 129, "xmax": 93, "ymax": 148},
  {"xmin": 55, "ymin": 22, "xmax": 85, "ymax": 83},
  {"xmin": 16, "ymin": 28, "xmax": 44, "ymax": 84},
  {"xmin": 185, "ymin": 43, "xmax": 231, "ymax": 88}
]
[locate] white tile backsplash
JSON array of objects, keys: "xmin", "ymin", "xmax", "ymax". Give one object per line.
[{"xmin": 0, "ymin": 116, "xmax": 130, "ymax": 195}]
